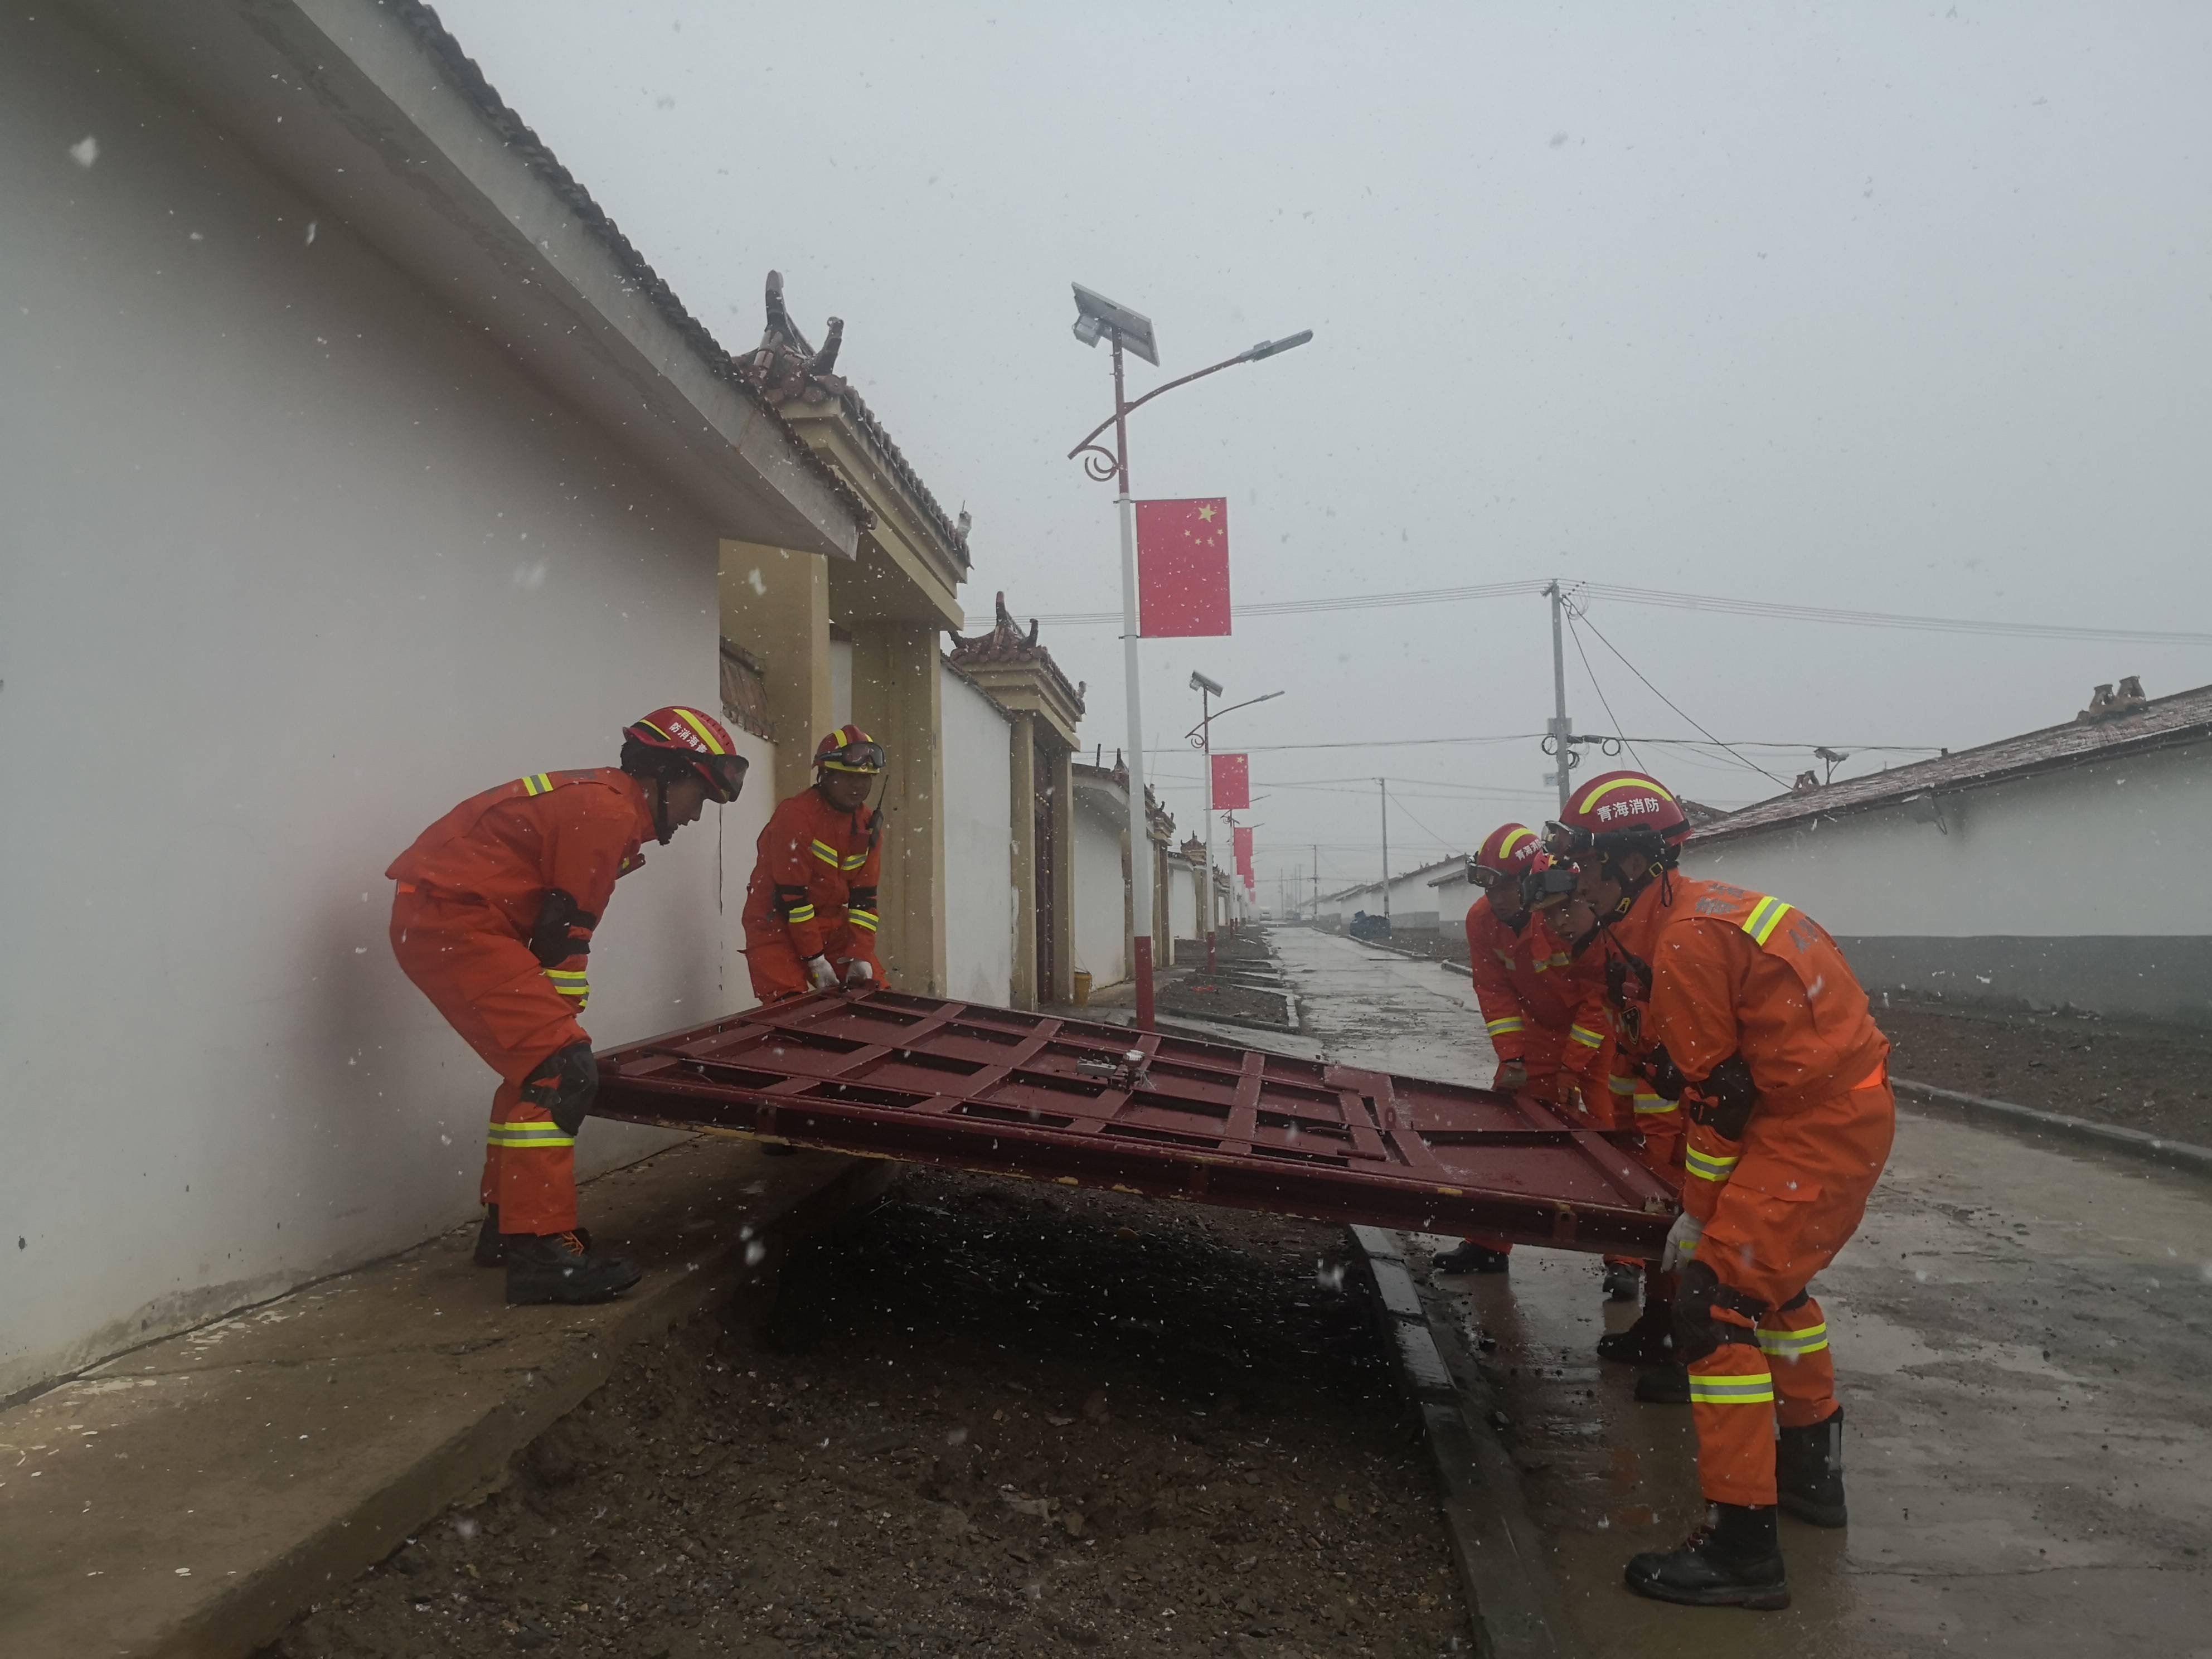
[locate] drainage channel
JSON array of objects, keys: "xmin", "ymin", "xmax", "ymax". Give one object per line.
[{"xmin": 268, "ymin": 1170, "xmax": 1478, "ymax": 1659}]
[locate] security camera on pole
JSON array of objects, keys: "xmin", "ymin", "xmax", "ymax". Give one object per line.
[{"xmin": 1066, "ymin": 285, "xmax": 1310, "ymax": 1029}]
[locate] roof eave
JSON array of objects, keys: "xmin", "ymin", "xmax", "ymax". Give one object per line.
[{"xmin": 74, "ymin": 0, "xmax": 862, "ymax": 557}]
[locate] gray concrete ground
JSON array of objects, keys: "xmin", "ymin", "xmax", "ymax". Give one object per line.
[
  {"xmin": 1275, "ymin": 926, "xmax": 2212, "ymax": 1659},
  {"xmin": 0, "ymin": 1137, "xmax": 886, "ymax": 1659}
]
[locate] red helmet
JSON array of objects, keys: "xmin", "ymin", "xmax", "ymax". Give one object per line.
[
  {"xmin": 1468, "ymin": 822, "xmax": 1542, "ymax": 890},
  {"xmin": 1551, "ymin": 770, "xmax": 1690, "ymax": 848},
  {"xmin": 622, "ymin": 705, "xmax": 747, "ymax": 803},
  {"xmin": 814, "ymin": 724, "xmax": 886, "ymax": 775}
]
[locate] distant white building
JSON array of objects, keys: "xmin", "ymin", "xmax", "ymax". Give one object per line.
[{"xmin": 1685, "ymin": 682, "xmax": 2212, "ymax": 1027}]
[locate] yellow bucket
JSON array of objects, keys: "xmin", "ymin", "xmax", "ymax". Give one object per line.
[{"xmin": 1071, "ymin": 969, "xmax": 1093, "ymax": 1007}]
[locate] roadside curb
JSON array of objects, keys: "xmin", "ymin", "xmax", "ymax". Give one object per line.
[
  {"xmin": 1350, "ymin": 1226, "xmax": 1583, "ymax": 1659},
  {"xmin": 1893, "ymin": 1076, "xmax": 2212, "ymax": 1182}
]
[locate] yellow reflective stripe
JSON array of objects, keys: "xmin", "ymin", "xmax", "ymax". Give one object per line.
[
  {"xmin": 1633, "ymin": 1095, "xmax": 1678, "ymax": 1115},
  {"xmin": 1742, "ymin": 895, "xmax": 1793, "ymax": 946},
  {"xmin": 1569, "ymin": 1024, "xmax": 1604, "ymax": 1049},
  {"xmin": 848, "ymin": 909, "xmax": 879, "ymax": 933},
  {"xmin": 809, "ymin": 840, "xmax": 841, "ymax": 868},
  {"xmin": 1492, "ymin": 948, "xmax": 1515, "ymax": 968},
  {"xmin": 672, "ymin": 707, "xmax": 725, "ymax": 754},
  {"xmin": 842, "ymin": 851, "xmax": 868, "ymax": 871},
  {"xmin": 487, "ymin": 1124, "xmax": 576, "ymax": 1149},
  {"xmin": 1685, "ymin": 1146, "xmax": 1740, "ymax": 1181},
  {"xmin": 1575, "ymin": 774, "xmax": 1679, "ymax": 812},
  {"xmin": 1687, "ymin": 1374, "xmax": 1774, "ymax": 1404},
  {"xmin": 1608, "ymin": 1075, "xmax": 1638, "ymax": 1095},
  {"xmin": 544, "ymin": 969, "xmax": 588, "ymax": 985},
  {"xmin": 1485, "ymin": 1017, "xmax": 1526, "ymax": 1036},
  {"xmin": 786, "ymin": 904, "xmax": 817, "ymax": 923},
  {"xmin": 1758, "ymin": 1324, "xmax": 1830, "ymax": 1357},
  {"xmin": 521, "ymin": 773, "xmax": 555, "ymax": 797},
  {"xmin": 1495, "ymin": 827, "xmax": 1534, "ymax": 860}
]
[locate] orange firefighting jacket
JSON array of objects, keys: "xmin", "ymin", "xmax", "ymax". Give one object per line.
[
  {"xmin": 385, "ymin": 768, "xmax": 654, "ymax": 1015},
  {"xmin": 1465, "ymin": 895, "xmax": 1609, "ymax": 1093},
  {"xmin": 1605, "ymin": 874, "xmax": 1889, "ymax": 1217},
  {"xmin": 741, "ymin": 787, "xmax": 882, "ymax": 968}
]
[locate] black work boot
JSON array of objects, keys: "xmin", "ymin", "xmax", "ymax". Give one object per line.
[
  {"xmin": 1776, "ymin": 1408, "xmax": 1847, "ymax": 1528},
  {"xmin": 1603, "ymin": 1262, "xmax": 1642, "ymax": 1303},
  {"xmin": 1624, "ymin": 1503, "xmax": 1789, "ymax": 1609},
  {"xmin": 473, "ymin": 1206, "xmax": 588, "ymax": 1267},
  {"xmin": 1432, "ymin": 1241, "xmax": 1510, "ymax": 1275},
  {"xmin": 1633, "ymin": 1364, "xmax": 1690, "ymax": 1405},
  {"xmin": 504, "ymin": 1232, "xmax": 642, "ymax": 1306},
  {"xmin": 1598, "ymin": 1301, "xmax": 1675, "ymax": 1364}
]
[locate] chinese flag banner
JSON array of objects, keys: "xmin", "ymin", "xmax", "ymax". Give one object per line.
[
  {"xmin": 1233, "ymin": 825, "xmax": 1255, "ymax": 877},
  {"xmin": 1210, "ymin": 752, "xmax": 1251, "ymax": 811},
  {"xmin": 1136, "ymin": 497, "xmax": 1231, "ymax": 637}
]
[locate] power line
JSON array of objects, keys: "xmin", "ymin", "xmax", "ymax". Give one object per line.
[
  {"xmin": 974, "ymin": 577, "xmax": 2212, "ymax": 646},
  {"xmin": 1565, "ymin": 613, "xmax": 1648, "ymax": 774},
  {"xmin": 1141, "ymin": 733, "xmax": 1941, "ymax": 756},
  {"xmin": 1568, "ymin": 605, "xmax": 1793, "ymax": 789}
]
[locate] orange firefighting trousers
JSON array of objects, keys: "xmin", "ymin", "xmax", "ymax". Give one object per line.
[
  {"xmin": 390, "ymin": 887, "xmax": 585, "ymax": 1235},
  {"xmin": 1686, "ymin": 1076, "xmax": 1895, "ymax": 1507}
]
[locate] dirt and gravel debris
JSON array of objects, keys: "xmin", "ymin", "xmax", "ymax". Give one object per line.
[
  {"xmin": 265, "ymin": 1169, "xmax": 1473, "ymax": 1659},
  {"xmin": 1878, "ymin": 998, "xmax": 2211, "ymax": 1142}
]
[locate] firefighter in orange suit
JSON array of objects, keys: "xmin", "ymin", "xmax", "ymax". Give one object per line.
[
  {"xmin": 741, "ymin": 725, "xmax": 885, "ymax": 1003},
  {"xmin": 387, "ymin": 707, "xmax": 748, "ymax": 1306},
  {"xmin": 1546, "ymin": 770, "xmax": 1891, "ymax": 1611},
  {"xmin": 1434, "ymin": 823, "xmax": 1622, "ymax": 1282}
]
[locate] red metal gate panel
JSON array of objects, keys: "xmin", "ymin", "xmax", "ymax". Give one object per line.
[{"xmin": 594, "ymin": 989, "xmax": 1676, "ymax": 1255}]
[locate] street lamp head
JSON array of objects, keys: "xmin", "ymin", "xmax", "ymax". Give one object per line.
[
  {"xmin": 1189, "ymin": 670, "xmax": 1225, "ymax": 697},
  {"xmin": 1239, "ymin": 329, "xmax": 1313, "ymax": 363},
  {"xmin": 1070, "ymin": 283, "xmax": 1160, "ymax": 366}
]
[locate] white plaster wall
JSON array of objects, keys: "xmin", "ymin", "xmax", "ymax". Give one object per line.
[
  {"xmin": 1685, "ymin": 746, "xmax": 2212, "ymax": 938},
  {"xmin": 0, "ymin": 25, "xmax": 748, "ymax": 1394},
  {"xmin": 940, "ymin": 664, "xmax": 1015, "ymax": 1004},
  {"xmin": 830, "ymin": 638, "xmax": 855, "ymax": 731},
  {"xmin": 1168, "ymin": 859, "xmax": 1200, "ymax": 943},
  {"xmin": 1429, "ymin": 873, "xmax": 1479, "ymax": 938},
  {"xmin": 1071, "ymin": 797, "xmax": 1129, "ymax": 989}
]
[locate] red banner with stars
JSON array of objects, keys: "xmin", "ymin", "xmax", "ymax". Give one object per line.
[
  {"xmin": 1210, "ymin": 753, "xmax": 1251, "ymax": 811},
  {"xmin": 1233, "ymin": 825, "xmax": 1255, "ymax": 878},
  {"xmin": 1135, "ymin": 497, "xmax": 1231, "ymax": 637}
]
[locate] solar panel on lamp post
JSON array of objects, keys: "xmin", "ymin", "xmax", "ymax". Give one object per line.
[{"xmin": 1067, "ymin": 285, "xmax": 1310, "ymax": 1029}]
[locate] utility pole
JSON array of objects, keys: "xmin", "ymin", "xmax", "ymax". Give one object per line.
[
  {"xmin": 1379, "ymin": 777, "xmax": 1391, "ymax": 925},
  {"xmin": 1544, "ymin": 578, "xmax": 1573, "ymax": 815},
  {"xmin": 1312, "ymin": 846, "xmax": 1318, "ymax": 919}
]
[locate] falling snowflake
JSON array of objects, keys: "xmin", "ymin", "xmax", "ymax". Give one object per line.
[{"xmin": 69, "ymin": 136, "xmax": 99, "ymax": 168}]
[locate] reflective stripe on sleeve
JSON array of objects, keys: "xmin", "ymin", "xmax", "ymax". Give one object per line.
[
  {"xmin": 1633, "ymin": 1092, "xmax": 1678, "ymax": 1115},
  {"xmin": 1757, "ymin": 1323, "xmax": 1830, "ymax": 1359},
  {"xmin": 809, "ymin": 839, "xmax": 841, "ymax": 869},
  {"xmin": 486, "ymin": 1122, "xmax": 575, "ymax": 1150},
  {"xmin": 1608, "ymin": 1075, "xmax": 1638, "ymax": 1096},
  {"xmin": 786, "ymin": 903, "xmax": 817, "ymax": 924},
  {"xmin": 842, "ymin": 851, "xmax": 869, "ymax": 871},
  {"xmin": 1685, "ymin": 1145, "xmax": 1740, "ymax": 1181},
  {"xmin": 1742, "ymin": 895, "xmax": 1794, "ymax": 945},
  {"xmin": 1686, "ymin": 1372, "xmax": 1774, "ymax": 1405},
  {"xmin": 521, "ymin": 773, "xmax": 555, "ymax": 797},
  {"xmin": 848, "ymin": 908, "xmax": 879, "ymax": 934},
  {"xmin": 1569, "ymin": 1023, "xmax": 1604, "ymax": 1049},
  {"xmin": 1485, "ymin": 1016, "xmax": 1526, "ymax": 1037},
  {"xmin": 543, "ymin": 968, "xmax": 589, "ymax": 1010}
]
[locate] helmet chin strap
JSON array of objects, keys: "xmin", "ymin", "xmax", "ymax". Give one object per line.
[{"xmin": 651, "ymin": 777, "xmax": 673, "ymax": 845}]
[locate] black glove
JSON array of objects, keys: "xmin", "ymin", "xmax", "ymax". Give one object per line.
[
  {"xmin": 529, "ymin": 889, "xmax": 599, "ymax": 968},
  {"xmin": 1645, "ymin": 1045, "xmax": 1686, "ymax": 1102},
  {"xmin": 521, "ymin": 1040, "xmax": 599, "ymax": 1136},
  {"xmin": 1688, "ymin": 1052, "xmax": 1758, "ymax": 1139}
]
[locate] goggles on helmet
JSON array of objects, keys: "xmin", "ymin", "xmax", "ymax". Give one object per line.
[
  {"xmin": 698, "ymin": 753, "xmax": 748, "ymax": 803},
  {"xmin": 818, "ymin": 740, "xmax": 886, "ymax": 775}
]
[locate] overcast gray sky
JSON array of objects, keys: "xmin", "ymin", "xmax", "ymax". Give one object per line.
[{"xmin": 436, "ymin": 0, "xmax": 2212, "ymax": 896}]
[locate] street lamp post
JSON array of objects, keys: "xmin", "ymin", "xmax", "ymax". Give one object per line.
[
  {"xmin": 1185, "ymin": 677, "xmax": 1283, "ymax": 973},
  {"xmin": 1067, "ymin": 285, "xmax": 1310, "ymax": 1029}
]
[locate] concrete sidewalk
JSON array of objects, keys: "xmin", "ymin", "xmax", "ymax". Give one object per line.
[{"xmin": 0, "ymin": 1136, "xmax": 890, "ymax": 1659}]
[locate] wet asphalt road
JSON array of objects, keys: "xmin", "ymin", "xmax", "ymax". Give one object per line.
[{"xmin": 1275, "ymin": 926, "xmax": 2212, "ymax": 1659}]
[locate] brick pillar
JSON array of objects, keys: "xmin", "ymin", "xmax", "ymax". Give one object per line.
[{"xmin": 1008, "ymin": 712, "xmax": 1039, "ymax": 1009}]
